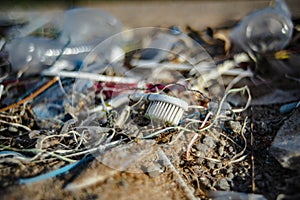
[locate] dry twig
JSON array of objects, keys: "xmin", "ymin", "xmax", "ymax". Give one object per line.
[{"xmin": 0, "ymin": 77, "xmax": 59, "ymax": 113}]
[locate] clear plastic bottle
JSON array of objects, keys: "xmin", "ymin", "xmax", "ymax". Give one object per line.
[
  {"xmin": 231, "ymin": 0, "xmax": 293, "ymax": 53},
  {"xmin": 5, "ymin": 8, "xmax": 123, "ymax": 75},
  {"xmin": 5, "ymin": 36, "xmax": 95, "ymax": 74}
]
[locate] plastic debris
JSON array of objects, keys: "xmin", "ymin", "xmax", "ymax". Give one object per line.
[
  {"xmin": 129, "ymin": 93, "xmax": 189, "ymax": 125},
  {"xmin": 5, "ymin": 36, "xmax": 94, "ymax": 74},
  {"xmin": 279, "ymin": 101, "xmax": 300, "ymax": 114},
  {"xmin": 4, "ymin": 8, "xmax": 123, "ymax": 75},
  {"xmin": 231, "ymin": 0, "xmax": 293, "ymax": 54},
  {"xmin": 19, "ymin": 156, "xmax": 93, "ymax": 184}
]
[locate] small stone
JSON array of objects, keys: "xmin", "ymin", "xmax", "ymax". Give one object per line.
[
  {"xmin": 196, "ymin": 158, "xmax": 204, "ymax": 165},
  {"xmin": 220, "ymin": 139, "xmax": 226, "ymax": 146},
  {"xmin": 226, "ymin": 165, "xmax": 233, "ymax": 173},
  {"xmin": 212, "ymin": 170, "xmax": 217, "ymax": 176},
  {"xmin": 158, "ymin": 159, "xmax": 168, "ymax": 167},
  {"xmin": 200, "ymin": 177, "xmax": 211, "ymax": 187},
  {"xmin": 147, "ymin": 170, "xmax": 160, "ymax": 178},
  {"xmin": 227, "ymin": 173, "xmax": 234, "ymax": 179},
  {"xmin": 203, "ymin": 136, "xmax": 216, "ymax": 148},
  {"xmin": 146, "ymin": 163, "xmax": 162, "ymax": 178},
  {"xmin": 216, "ymin": 163, "xmax": 222, "ymax": 169},
  {"xmin": 196, "ymin": 143, "xmax": 210, "ymax": 154},
  {"xmin": 8, "ymin": 126, "xmax": 18, "ymax": 132},
  {"xmin": 218, "ymin": 146, "xmax": 224, "ymax": 156},
  {"xmin": 216, "ymin": 178, "xmax": 230, "ymax": 191},
  {"xmin": 195, "ymin": 151, "xmax": 206, "ymax": 158},
  {"xmin": 206, "ymin": 161, "xmax": 215, "ymax": 169},
  {"xmin": 229, "ymin": 121, "xmax": 242, "ymax": 133}
]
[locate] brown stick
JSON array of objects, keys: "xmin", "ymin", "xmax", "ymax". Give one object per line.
[{"xmin": 0, "ymin": 76, "xmax": 59, "ymax": 113}]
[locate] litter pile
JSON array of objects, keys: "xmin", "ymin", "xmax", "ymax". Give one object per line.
[{"xmin": 0, "ymin": 0, "xmax": 299, "ymax": 199}]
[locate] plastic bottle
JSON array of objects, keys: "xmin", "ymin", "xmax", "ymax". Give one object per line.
[
  {"xmin": 231, "ymin": 0, "xmax": 293, "ymax": 53},
  {"xmin": 5, "ymin": 8, "xmax": 123, "ymax": 75},
  {"xmin": 5, "ymin": 36, "xmax": 96, "ymax": 74}
]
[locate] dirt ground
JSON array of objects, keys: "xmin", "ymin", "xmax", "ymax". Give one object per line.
[{"xmin": 1, "ymin": 105, "xmax": 300, "ymax": 200}]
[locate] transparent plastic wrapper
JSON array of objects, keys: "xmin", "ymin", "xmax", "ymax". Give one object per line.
[
  {"xmin": 230, "ymin": 0, "xmax": 293, "ymax": 54},
  {"xmin": 5, "ymin": 8, "xmax": 123, "ymax": 75}
]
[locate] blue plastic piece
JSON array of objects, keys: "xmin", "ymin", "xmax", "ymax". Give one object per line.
[
  {"xmin": 19, "ymin": 156, "xmax": 93, "ymax": 184},
  {"xmin": 279, "ymin": 101, "xmax": 299, "ymax": 114}
]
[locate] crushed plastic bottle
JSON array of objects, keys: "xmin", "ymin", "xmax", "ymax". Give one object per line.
[
  {"xmin": 5, "ymin": 36, "xmax": 97, "ymax": 74},
  {"xmin": 5, "ymin": 8, "xmax": 123, "ymax": 75},
  {"xmin": 230, "ymin": 0, "xmax": 293, "ymax": 54}
]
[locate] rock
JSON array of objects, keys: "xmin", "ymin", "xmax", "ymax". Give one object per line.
[
  {"xmin": 226, "ymin": 165, "xmax": 233, "ymax": 173},
  {"xmin": 229, "ymin": 121, "xmax": 242, "ymax": 133},
  {"xmin": 145, "ymin": 163, "xmax": 162, "ymax": 178},
  {"xmin": 196, "ymin": 143, "xmax": 210, "ymax": 154},
  {"xmin": 215, "ymin": 178, "xmax": 230, "ymax": 190},
  {"xmin": 218, "ymin": 146, "xmax": 224, "ymax": 156},
  {"xmin": 270, "ymin": 108, "xmax": 300, "ymax": 170},
  {"xmin": 227, "ymin": 173, "xmax": 234, "ymax": 179},
  {"xmin": 200, "ymin": 177, "xmax": 211, "ymax": 188},
  {"xmin": 216, "ymin": 163, "xmax": 222, "ymax": 169},
  {"xmin": 8, "ymin": 126, "xmax": 18, "ymax": 132},
  {"xmin": 206, "ymin": 161, "xmax": 215, "ymax": 169},
  {"xmin": 203, "ymin": 136, "xmax": 216, "ymax": 149},
  {"xmin": 196, "ymin": 158, "xmax": 204, "ymax": 165},
  {"xmin": 147, "ymin": 169, "xmax": 161, "ymax": 178},
  {"xmin": 228, "ymin": 146, "xmax": 234, "ymax": 153}
]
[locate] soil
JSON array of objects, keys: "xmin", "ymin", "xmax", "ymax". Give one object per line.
[{"xmin": 1, "ymin": 105, "xmax": 300, "ymax": 200}]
